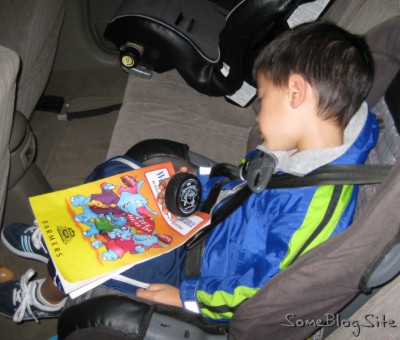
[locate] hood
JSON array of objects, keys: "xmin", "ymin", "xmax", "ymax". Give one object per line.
[{"xmin": 257, "ymin": 102, "xmax": 379, "ymax": 176}]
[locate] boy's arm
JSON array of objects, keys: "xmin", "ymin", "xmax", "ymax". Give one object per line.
[
  {"xmin": 136, "ymin": 284, "xmax": 182, "ymax": 307},
  {"xmin": 136, "ymin": 275, "xmax": 262, "ymax": 319},
  {"xmin": 179, "ymin": 273, "xmax": 267, "ymax": 321}
]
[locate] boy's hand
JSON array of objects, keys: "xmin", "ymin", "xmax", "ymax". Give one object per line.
[
  {"xmin": 136, "ymin": 284, "xmax": 183, "ymax": 307},
  {"xmin": 157, "ymin": 166, "xmax": 190, "ymax": 221}
]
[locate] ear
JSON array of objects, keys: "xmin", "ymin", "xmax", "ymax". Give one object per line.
[{"xmin": 287, "ymin": 74, "xmax": 307, "ymax": 108}]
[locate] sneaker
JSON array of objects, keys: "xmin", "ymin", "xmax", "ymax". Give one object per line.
[
  {"xmin": 0, "ymin": 269, "xmax": 65, "ymax": 322},
  {"xmin": 1, "ymin": 222, "xmax": 50, "ymax": 263}
]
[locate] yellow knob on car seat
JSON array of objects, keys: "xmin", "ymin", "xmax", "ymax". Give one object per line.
[{"xmin": 122, "ymin": 55, "xmax": 135, "ymax": 67}]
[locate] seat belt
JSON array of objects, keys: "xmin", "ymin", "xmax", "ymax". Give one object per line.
[{"xmin": 185, "ymin": 164, "xmax": 392, "ymax": 278}]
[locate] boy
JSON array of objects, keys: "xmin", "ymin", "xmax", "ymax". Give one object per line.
[{"xmin": 0, "ymin": 21, "xmax": 378, "ymax": 323}]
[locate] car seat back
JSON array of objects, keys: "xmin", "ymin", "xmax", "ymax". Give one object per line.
[
  {"xmin": 234, "ymin": 16, "xmax": 400, "ymax": 335},
  {"xmin": 0, "ymin": 45, "xmax": 19, "ymax": 221},
  {"xmin": 104, "ymin": 0, "xmax": 334, "ymax": 101},
  {"xmin": 0, "ymin": 0, "xmax": 65, "ymax": 119},
  {"xmin": 316, "ymin": 69, "xmax": 400, "ymax": 340}
]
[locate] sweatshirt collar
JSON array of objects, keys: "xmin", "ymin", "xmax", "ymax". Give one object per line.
[{"xmin": 256, "ymin": 102, "xmax": 369, "ymax": 176}]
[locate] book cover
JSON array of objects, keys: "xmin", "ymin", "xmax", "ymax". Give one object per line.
[{"xmin": 29, "ymin": 162, "xmax": 210, "ymax": 297}]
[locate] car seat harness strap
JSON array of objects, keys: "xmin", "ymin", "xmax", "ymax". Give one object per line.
[{"xmin": 185, "ymin": 156, "xmax": 391, "ymax": 278}]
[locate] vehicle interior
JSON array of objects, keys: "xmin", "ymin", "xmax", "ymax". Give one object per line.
[{"xmin": 0, "ymin": 0, "xmax": 399, "ymax": 339}]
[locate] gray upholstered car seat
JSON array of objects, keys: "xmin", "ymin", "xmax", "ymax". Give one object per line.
[
  {"xmin": 0, "ymin": 0, "xmax": 65, "ymax": 224},
  {"xmin": 0, "ymin": 46, "xmax": 19, "ymax": 278},
  {"xmin": 0, "ymin": 46, "xmax": 19, "ymax": 227},
  {"xmin": 230, "ymin": 71, "xmax": 400, "ymax": 340},
  {"xmin": 0, "ymin": 0, "xmax": 65, "ymax": 120}
]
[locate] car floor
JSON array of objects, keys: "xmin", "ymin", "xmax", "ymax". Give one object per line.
[
  {"xmin": 0, "ymin": 67, "xmax": 128, "ymax": 340},
  {"xmin": 32, "ymin": 68, "xmax": 128, "ymax": 190}
]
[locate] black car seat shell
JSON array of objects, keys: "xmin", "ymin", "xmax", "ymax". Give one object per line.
[
  {"xmin": 104, "ymin": 0, "xmax": 326, "ymax": 97},
  {"xmin": 104, "ymin": 0, "xmax": 400, "ymax": 168}
]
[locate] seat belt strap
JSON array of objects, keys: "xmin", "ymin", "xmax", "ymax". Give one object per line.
[
  {"xmin": 184, "ymin": 164, "xmax": 392, "ymax": 278},
  {"xmin": 268, "ymin": 164, "xmax": 391, "ymax": 188}
]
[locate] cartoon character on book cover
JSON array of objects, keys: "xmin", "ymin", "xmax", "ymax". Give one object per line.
[
  {"xmin": 30, "ymin": 163, "xmax": 210, "ymax": 285},
  {"xmin": 69, "ymin": 174, "xmax": 173, "ymax": 261}
]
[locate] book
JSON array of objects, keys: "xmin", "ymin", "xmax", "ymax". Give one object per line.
[{"xmin": 29, "ymin": 162, "xmax": 210, "ymax": 298}]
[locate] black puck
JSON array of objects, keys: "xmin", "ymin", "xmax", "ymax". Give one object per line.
[{"xmin": 165, "ymin": 173, "xmax": 202, "ymax": 217}]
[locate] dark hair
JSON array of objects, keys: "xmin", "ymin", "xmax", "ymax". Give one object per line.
[{"xmin": 253, "ymin": 21, "xmax": 374, "ymax": 127}]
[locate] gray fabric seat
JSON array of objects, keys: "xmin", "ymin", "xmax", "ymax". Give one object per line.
[
  {"xmin": 0, "ymin": 46, "xmax": 19, "ymax": 223},
  {"xmin": 107, "ymin": 70, "xmax": 256, "ymax": 165},
  {"xmin": 0, "ymin": 0, "xmax": 65, "ymax": 225},
  {"xmin": 0, "ymin": 0, "xmax": 65, "ymax": 120},
  {"xmin": 0, "ymin": 45, "xmax": 20, "ymax": 275}
]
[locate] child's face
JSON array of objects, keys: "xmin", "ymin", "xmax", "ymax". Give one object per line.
[{"xmin": 256, "ymin": 75, "xmax": 302, "ymax": 151}]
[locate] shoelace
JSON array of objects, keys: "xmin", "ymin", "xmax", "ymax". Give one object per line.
[
  {"xmin": 12, "ymin": 269, "xmax": 39, "ymax": 323},
  {"xmin": 28, "ymin": 225, "xmax": 48, "ymax": 255}
]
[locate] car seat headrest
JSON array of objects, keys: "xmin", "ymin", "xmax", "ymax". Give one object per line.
[{"xmin": 366, "ymin": 15, "xmax": 400, "ymax": 106}]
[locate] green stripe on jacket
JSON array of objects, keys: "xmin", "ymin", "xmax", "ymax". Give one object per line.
[
  {"xmin": 280, "ymin": 184, "xmax": 354, "ymax": 270},
  {"xmin": 196, "ymin": 184, "xmax": 353, "ymax": 320},
  {"xmin": 197, "ymin": 285, "xmax": 260, "ymax": 320}
]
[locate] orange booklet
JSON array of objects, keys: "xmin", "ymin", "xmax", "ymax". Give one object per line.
[{"xmin": 29, "ymin": 162, "xmax": 210, "ymax": 298}]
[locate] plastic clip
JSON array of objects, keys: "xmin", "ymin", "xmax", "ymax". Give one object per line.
[{"xmin": 245, "ymin": 152, "xmax": 276, "ymax": 193}]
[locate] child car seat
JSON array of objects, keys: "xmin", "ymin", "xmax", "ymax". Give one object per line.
[
  {"xmin": 57, "ymin": 13, "xmax": 400, "ymax": 340},
  {"xmin": 57, "ymin": 106, "xmax": 400, "ymax": 340},
  {"xmin": 56, "ymin": 67, "xmax": 400, "ymax": 340},
  {"xmin": 104, "ymin": 0, "xmax": 334, "ymax": 103}
]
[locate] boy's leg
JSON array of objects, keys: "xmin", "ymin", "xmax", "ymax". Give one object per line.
[
  {"xmin": 102, "ymin": 245, "xmax": 188, "ymax": 294},
  {"xmin": 59, "ymin": 247, "xmax": 188, "ymax": 311},
  {"xmin": 0, "ymin": 222, "xmax": 68, "ymax": 322},
  {"xmin": 41, "ymin": 275, "xmax": 67, "ymax": 304},
  {"xmin": 1, "ymin": 222, "xmax": 188, "ymax": 307}
]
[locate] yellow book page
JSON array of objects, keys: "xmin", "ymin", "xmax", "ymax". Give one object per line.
[{"xmin": 29, "ymin": 162, "xmax": 210, "ymax": 284}]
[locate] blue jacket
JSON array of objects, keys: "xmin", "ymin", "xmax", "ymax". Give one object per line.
[{"xmin": 180, "ymin": 105, "xmax": 379, "ymax": 322}]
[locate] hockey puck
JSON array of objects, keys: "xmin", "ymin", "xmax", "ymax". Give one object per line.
[{"xmin": 165, "ymin": 173, "xmax": 202, "ymax": 217}]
